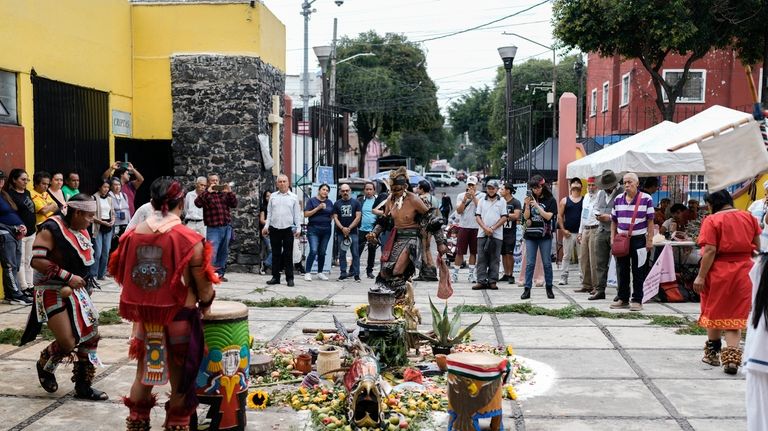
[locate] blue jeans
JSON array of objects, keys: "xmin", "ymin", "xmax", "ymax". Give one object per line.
[
  {"xmin": 306, "ymin": 226, "xmax": 332, "ymax": 273},
  {"xmin": 524, "ymin": 237, "xmax": 553, "ymax": 288},
  {"xmin": 91, "ymin": 227, "xmax": 113, "ymax": 278},
  {"xmin": 207, "ymin": 225, "xmax": 233, "ymax": 276},
  {"xmin": 262, "ymin": 236, "xmax": 272, "ymax": 267},
  {"xmin": 337, "ymin": 231, "xmax": 360, "ymax": 277}
]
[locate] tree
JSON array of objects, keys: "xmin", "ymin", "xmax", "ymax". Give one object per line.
[
  {"xmin": 553, "ymin": 0, "xmax": 736, "ymax": 120},
  {"xmin": 335, "ymin": 32, "xmax": 444, "ymax": 176},
  {"xmin": 715, "ymin": 0, "xmax": 768, "ymax": 106}
]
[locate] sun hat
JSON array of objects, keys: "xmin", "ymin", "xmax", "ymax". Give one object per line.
[
  {"xmin": 340, "ymin": 236, "xmax": 352, "ymax": 252},
  {"xmin": 596, "ymin": 170, "xmax": 619, "ymax": 190}
]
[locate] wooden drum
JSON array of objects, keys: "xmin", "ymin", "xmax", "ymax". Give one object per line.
[
  {"xmin": 195, "ymin": 301, "xmax": 250, "ymax": 430},
  {"xmin": 446, "ymin": 352, "xmax": 510, "ymax": 431}
]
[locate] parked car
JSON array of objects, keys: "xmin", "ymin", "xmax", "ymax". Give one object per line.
[
  {"xmin": 425, "ymin": 172, "xmax": 459, "ymax": 187},
  {"xmin": 455, "ymin": 171, "xmax": 467, "ymax": 182}
]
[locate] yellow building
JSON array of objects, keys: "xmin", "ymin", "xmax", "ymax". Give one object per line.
[
  {"xmin": 0, "ymin": 0, "xmax": 285, "ymax": 193},
  {"xmin": 0, "ymin": 0, "xmax": 287, "ymax": 290}
]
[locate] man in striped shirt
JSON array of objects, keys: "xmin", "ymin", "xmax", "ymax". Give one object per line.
[{"xmin": 610, "ymin": 172, "xmax": 655, "ymax": 311}]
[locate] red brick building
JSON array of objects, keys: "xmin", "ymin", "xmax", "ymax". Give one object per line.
[{"xmin": 585, "ymin": 49, "xmax": 763, "ymax": 140}]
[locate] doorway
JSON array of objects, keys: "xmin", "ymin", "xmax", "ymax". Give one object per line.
[{"xmin": 114, "ymin": 138, "xmax": 174, "ymax": 208}]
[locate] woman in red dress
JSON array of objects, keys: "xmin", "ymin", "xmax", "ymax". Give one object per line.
[{"xmin": 694, "ymin": 190, "xmax": 761, "ymax": 374}]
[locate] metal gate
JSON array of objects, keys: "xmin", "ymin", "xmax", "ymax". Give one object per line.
[
  {"xmin": 507, "ymin": 105, "xmax": 556, "ymax": 183},
  {"xmin": 33, "ymin": 76, "xmax": 109, "ymax": 195}
]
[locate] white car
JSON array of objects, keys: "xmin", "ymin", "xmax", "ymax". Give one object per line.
[{"xmin": 425, "ymin": 172, "xmax": 459, "ymax": 187}]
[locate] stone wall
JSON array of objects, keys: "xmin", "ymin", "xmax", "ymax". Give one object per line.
[{"xmin": 171, "ymin": 54, "xmax": 284, "ymax": 272}]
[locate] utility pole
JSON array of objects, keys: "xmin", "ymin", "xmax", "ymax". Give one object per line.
[
  {"xmin": 330, "ymin": 18, "xmax": 339, "ymax": 183},
  {"xmin": 301, "ymin": 0, "xmax": 316, "ymax": 187}
]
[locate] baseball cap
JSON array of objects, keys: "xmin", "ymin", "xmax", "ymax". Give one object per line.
[
  {"xmin": 467, "ymin": 176, "xmax": 478, "ymax": 185},
  {"xmin": 340, "ymin": 236, "xmax": 352, "ymax": 252},
  {"xmin": 486, "ymin": 180, "xmax": 500, "ymax": 189}
]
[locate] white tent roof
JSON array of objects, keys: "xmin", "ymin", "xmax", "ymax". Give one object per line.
[
  {"xmin": 566, "ymin": 105, "xmax": 757, "ymax": 179},
  {"xmin": 566, "ymin": 121, "xmax": 704, "ymax": 178}
]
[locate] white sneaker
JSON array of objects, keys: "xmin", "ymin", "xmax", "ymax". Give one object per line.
[
  {"xmin": 558, "ymin": 277, "xmax": 567, "ymax": 286},
  {"xmin": 318, "ymin": 273, "xmax": 329, "ymax": 281},
  {"xmin": 468, "ymin": 272, "xmax": 476, "ymax": 284},
  {"xmin": 451, "ymin": 271, "xmax": 458, "ymax": 283},
  {"xmin": 304, "ymin": 273, "xmax": 312, "ymax": 281}
]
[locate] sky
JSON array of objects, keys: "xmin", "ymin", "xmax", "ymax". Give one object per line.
[{"xmin": 263, "ymin": 0, "xmax": 557, "ymax": 111}]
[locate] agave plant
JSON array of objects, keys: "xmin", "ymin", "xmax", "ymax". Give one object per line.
[{"xmin": 419, "ymin": 297, "xmax": 482, "ymax": 348}]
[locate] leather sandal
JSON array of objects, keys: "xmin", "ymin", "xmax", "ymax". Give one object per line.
[{"xmin": 36, "ymin": 361, "xmax": 58, "ymax": 393}]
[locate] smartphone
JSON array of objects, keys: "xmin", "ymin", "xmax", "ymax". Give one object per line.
[
  {"xmin": 120, "ymin": 162, "xmax": 130, "ymax": 170},
  {"xmin": 212, "ymin": 184, "xmax": 226, "ymax": 191},
  {"xmin": 526, "ymin": 190, "xmax": 533, "ymax": 198}
]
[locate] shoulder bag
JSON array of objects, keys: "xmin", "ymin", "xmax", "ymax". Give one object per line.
[{"xmin": 611, "ymin": 194, "xmax": 641, "ymax": 257}]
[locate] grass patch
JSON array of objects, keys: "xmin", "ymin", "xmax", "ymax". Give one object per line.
[
  {"xmin": 455, "ymin": 303, "xmax": 710, "ymax": 334},
  {"xmin": 456, "ymin": 304, "xmax": 647, "ymax": 320},
  {"xmin": 239, "ymin": 296, "xmax": 331, "ymax": 308},
  {"xmin": 0, "ymin": 327, "xmax": 55, "ymax": 345},
  {"xmin": 98, "ymin": 307, "xmax": 123, "ymax": 325}
]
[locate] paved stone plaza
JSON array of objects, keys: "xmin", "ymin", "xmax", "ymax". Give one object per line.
[{"xmin": 0, "ymin": 267, "xmax": 746, "ymax": 430}]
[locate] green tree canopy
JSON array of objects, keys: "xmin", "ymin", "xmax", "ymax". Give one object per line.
[
  {"xmin": 335, "ymin": 31, "xmax": 448, "ymax": 175},
  {"xmin": 553, "ymin": 0, "xmax": 736, "ymax": 120}
]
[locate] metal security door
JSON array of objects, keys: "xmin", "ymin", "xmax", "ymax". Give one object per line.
[{"xmin": 33, "ymin": 76, "xmax": 109, "ymax": 195}]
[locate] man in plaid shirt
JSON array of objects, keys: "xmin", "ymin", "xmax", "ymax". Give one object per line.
[{"xmin": 195, "ymin": 174, "xmax": 237, "ymax": 282}]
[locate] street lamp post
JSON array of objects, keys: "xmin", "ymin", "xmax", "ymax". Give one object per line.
[
  {"xmin": 574, "ymin": 55, "xmax": 584, "ymax": 138},
  {"xmin": 502, "ymin": 32, "xmax": 557, "ymax": 140},
  {"xmin": 498, "ymin": 46, "xmax": 517, "ymax": 182}
]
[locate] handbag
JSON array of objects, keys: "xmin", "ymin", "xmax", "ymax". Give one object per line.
[{"xmin": 611, "ymin": 194, "xmax": 641, "ymax": 257}]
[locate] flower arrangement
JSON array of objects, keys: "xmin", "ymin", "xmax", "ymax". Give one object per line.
[{"xmin": 247, "ymin": 390, "xmax": 269, "ymax": 409}]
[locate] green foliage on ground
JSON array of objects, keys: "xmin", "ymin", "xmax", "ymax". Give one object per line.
[
  {"xmin": 455, "ymin": 303, "xmax": 711, "ymax": 334},
  {"xmin": 239, "ymin": 296, "xmax": 332, "ymax": 308},
  {"xmin": 0, "ymin": 327, "xmax": 54, "ymax": 345},
  {"xmin": 98, "ymin": 307, "xmax": 123, "ymax": 325}
]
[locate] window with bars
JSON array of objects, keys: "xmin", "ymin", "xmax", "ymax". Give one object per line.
[
  {"xmin": 662, "ymin": 69, "xmax": 706, "ymax": 103},
  {"xmin": 688, "ymin": 174, "xmax": 707, "ymax": 191},
  {"xmin": 590, "ymin": 88, "xmax": 597, "ymax": 116}
]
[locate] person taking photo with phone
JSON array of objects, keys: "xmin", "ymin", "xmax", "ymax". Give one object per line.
[
  {"xmin": 195, "ymin": 173, "xmax": 237, "ymax": 282},
  {"xmin": 103, "ymin": 161, "xmax": 144, "ymax": 217}
]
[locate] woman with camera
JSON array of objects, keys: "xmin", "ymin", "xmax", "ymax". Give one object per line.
[{"xmin": 521, "ymin": 175, "xmax": 558, "ymax": 299}]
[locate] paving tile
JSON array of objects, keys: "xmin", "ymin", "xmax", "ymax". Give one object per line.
[
  {"xmin": 524, "ymin": 418, "xmax": 680, "ymax": 431},
  {"xmin": 629, "ymin": 349, "xmax": 745, "ymax": 379},
  {"xmin": 608, "ymin": 327, "xmax": 706, "ymax": 349},
  {"xmin": 520, "ymin": 379, "xmax": 668, "ymax": 417},
  {"xmin": 686, "ymin": 418, "xmax": 748, "ymax": 431},
  {"xmin": 516, "ymin": 348, "xmax": 636, "ymax": 379},
  {"xmin": 22, "ymin": 399, "xmax": 168, "ymax": 430},
  {"xmin": 0, "ymin": 396, "xmax": 57, "ymax": 430},
  {"xmin": 502, "ymin": 326, "xmax": 614, "ymax": 349},
  {"xmin": 653, "ymin": 379, "xmax": 746, "ymax": 417}
]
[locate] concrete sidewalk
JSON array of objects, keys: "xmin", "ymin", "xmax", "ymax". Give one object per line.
[{"xmin": 0, "ymin": 267, "xmax": 745, "ymax": 430}]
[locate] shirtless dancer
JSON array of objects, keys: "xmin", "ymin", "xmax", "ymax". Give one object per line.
[{"xmin": 367, "ymin": 167, "xmax": 448, "ymax": 297}]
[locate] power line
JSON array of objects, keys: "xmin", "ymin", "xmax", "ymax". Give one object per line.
[{"xmin": 415, "ymin": 0, "xmax": 550, "ymax": 43}]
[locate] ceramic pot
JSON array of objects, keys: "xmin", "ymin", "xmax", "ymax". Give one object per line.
[
  {"xmin": 367, "ymin": 290, "xmax": 396, "ymax": 321},
  {"xmin": 316, "ymin": 346, "xmax": 341, "ymax": 379},
  {"xmin": 294, "ymin": 353, "xmax": 312, "ymax": 375},
  {"xmin": 435, "ymin": 354, "xmax": 448, "ymax": 372}
]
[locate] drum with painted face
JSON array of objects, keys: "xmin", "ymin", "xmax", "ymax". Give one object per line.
[
  {"xmin": 196, "ymin": 301, "xmax": 250, "ymax": 430},
  {"xmin": 446, "ymin": 352, "xmax": 510, "ymax": 431}
]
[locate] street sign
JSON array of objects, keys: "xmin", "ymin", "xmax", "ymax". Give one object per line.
[{"xmin": 317, "ymin": 166, "xmax": 334, "ymax": 184}]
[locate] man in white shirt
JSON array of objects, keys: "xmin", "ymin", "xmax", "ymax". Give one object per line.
[
  {"xmin": 183, "ymin": 176, "xmax": 207, "ymax": 237},
  {"xmin": 262, "ymin": 174, "xmax": 302, "ymax": 287},
  {"xmin": 472, "ymin": 180, "xmax": 507, "ymax": 290},
  {"xmin": 576, "ymin": 177, "xmax": 599, "ymax": 295},
  {"xmin": 452, "ymin": 176, "xmax": 483, "ymax": 283}
]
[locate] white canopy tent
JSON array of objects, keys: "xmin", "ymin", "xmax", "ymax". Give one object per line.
[
  {"xmin": 567, "ymin": 105, "xmax": 766, "ymax": 185},
  {"xmin": 566, "ymin": 121, "xmax": 705, "ymax": 178}
]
